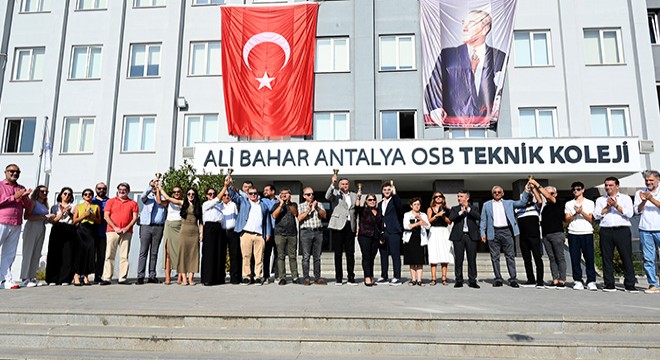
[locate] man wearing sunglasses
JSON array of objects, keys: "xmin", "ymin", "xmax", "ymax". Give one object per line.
[
  {"xmin": 226, "ymin": 176, "xmax": 272, "ymax": 285},
  {"xmin": 100, "ymin": 183, "xmax": 139, "ymax": 285},
  {"xmin": 298, "ymin": 187, "xmax": 327, "ymax": 286},
  {"xmin": 92, "ymin": 183, "xmax": 109, "ymax": 283},
  {"xmin": 0, "ymin": 164, "xmax": 32, "ymax": 289},
  {"xmin": 136, "ymin": 178, "xmax": 167, "ymax": 284},
  {"xmin": 326, "ymin": 174, "xmax": 359, "ymax": 286},
  {"xmin": 535, "ymin": 181, "xmax": 567, "ymax": 289},
  {"xmin": 480, "ymin": 183, "xmax": 531, "ymax": 288},
  {"xmin": 564, "ymin": 181, "xmax": 597, "ymax": 291}
]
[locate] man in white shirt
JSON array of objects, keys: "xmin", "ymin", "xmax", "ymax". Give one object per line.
[
  {"xmin": 634, "ymin": 170, "xmax": 660, "ymax": 294},
  {"xmin": 564, "ymin": 181, "xmax": 597, "ymax": 291},
  {"xmin": 593, "ymin": 176, "xmax": 637, "ymax": 293}
]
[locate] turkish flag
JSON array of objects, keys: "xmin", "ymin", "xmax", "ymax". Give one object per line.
[{"xmin": 221, "ymin": 3, "xmax": 319, "ymax": 137}]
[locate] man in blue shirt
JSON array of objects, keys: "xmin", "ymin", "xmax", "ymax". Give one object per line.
[
  {"xmin": 136, "ymin": 179, "xmax": 166, "ymax": 284},
  {"xmin": 91, "ymin": 182, "xmax": 109, "ymax": 284}
]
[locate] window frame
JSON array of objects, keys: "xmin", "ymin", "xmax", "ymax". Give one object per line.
[
  {"xmin": 61, "ymin": 116, "xmax": 95, "ymax": 154},
  {"xmin": 133, "ymin": 0, "xmax": 166, "ymax": 8},
  {"xmin": 191, "ymin": 0, "xmax": 224, "ymax": 5},
  {"xmin": 583, "ymin": 28, "xmax": 624, "ymax": 65},
  {"xmin": 513, "ymin": 30, "xmax": 553, "ymax": 67},
  {"xmin": 313, "ymin": 112, "xmax": 350, "ymax": 141},
  {"xmin": 127, "ymin": 43, "xmax": 162, "ymax": 78},
  {"xmin": 590, "ymin": 106, "xmax": 630, "ymax": 137},
  {"xmin": 315, "ymin": 37, "xmax": 350, "ymax": 73},
  {"xmin": 379, "ymin": 34, "xmax": 416, "ymax": 72},
  {"xmin": 517, "ymin": 107, "xmax": 557, "ymax": 138},
  {"xmin": 446, "ymin": 128, "xmax": 489, "ymax": 139},
  {"xmin": 121, "ymin": 115, "xmax": 156, "ymax": 153},
  {"xmin": 649, "ymin": 10, "xmax": 660, "ymax": 45},
  {"xmin": 3, "ymin": 117, "xmax": 37, "ymax": 154},
  {"xmin": 75, "ymin": 0, "xmax": 107, "ymax": 11},
  {"xmin": 188, "ymin": 41, "xmax": 221, "ymax": 77},
  {"xmin": 20, "ymin": 0, "xmax": 50, "ymax": 13},
  {"xmin": 12, "ymin": 47, "xmax": 45, "ymax": 82},
  {"xmin": 69, "ymin": 45, "xmax": 102, "ymax": 80},
  {"xmin": 183, "ymin": 114, "xmax": 221, "ymax": 147},
  {"xmin": 379, "ymin": 110, "xmax": 417, "ymax": 140}
]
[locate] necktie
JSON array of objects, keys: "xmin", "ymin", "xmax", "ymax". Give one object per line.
[{"xmin": 471, "ymin": 50, "xmax": 480, "ymax": 74}]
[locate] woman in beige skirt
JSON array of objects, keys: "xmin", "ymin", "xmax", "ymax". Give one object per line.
[
  {"xmin": 177, "ymin": 188, "xmax": 202, "ymax": 285},
  {"xmin": 156, "ymin": 185, "xmax": 183, "ymax": 285}
]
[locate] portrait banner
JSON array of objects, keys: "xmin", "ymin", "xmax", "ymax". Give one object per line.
[
  {"xmin": 421, "ymin": 0, "xmax": 517, "ymax": 129},
  {"xmin": 221, "ymin": 3, "xmax": 319, "ymax": 137}
]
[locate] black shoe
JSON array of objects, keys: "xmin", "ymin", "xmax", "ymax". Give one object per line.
[
  {"xmin": 136, "ymin": 278, "xmax": 144, "ymax": 285},
  {"xmin": 278, "ymin": 278, "xmax": 286, "ymax": 286},
  {"xmin": 454, "ymin": 282, "xmax": 464, "ymax": 288},
  {"xmin": 625, "ymin": 286, "xmax": 639, "ymax": 293},
  {"xmin": 99, "ymin": 280, "xmax": 111, "ymax": 286},
  {"xmin": 118, "ymin": 281, "xmax": 132, "ymax": 285},
  {"xmin": 241, "ymin": 279, "xmax": 250, "ymax": 286},
  {"xmin": 147, "ymin": 277, "xmax": 161, "ymax": 284},
  {"xmin": 521, "ymin": 280, "xmax": 536, "ymax": 288},
  {"xmin": 468, "ymin": 282, "xmax": 480, "ymax": 289},
  {"xmin": 510, "ymin": 281, "xmax": 520, "ymax": 288},
  {"xmin": 493, "ymin": 280, "xmax": 503, "ymax": 287}
]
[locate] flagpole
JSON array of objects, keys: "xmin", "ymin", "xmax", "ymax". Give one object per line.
[{"xmin": 35, "ymin": 116, "xmax": 48, "ymax": 187}]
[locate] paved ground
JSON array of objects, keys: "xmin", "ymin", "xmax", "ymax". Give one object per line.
[{"xmin": 1, "ymin": 275, "xmax": 658, "ymax": 321}]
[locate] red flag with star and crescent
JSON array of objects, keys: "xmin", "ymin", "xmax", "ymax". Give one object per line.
[{"xmin": 221, "ymin": 3, "xmax": 319, "ymax": 137}]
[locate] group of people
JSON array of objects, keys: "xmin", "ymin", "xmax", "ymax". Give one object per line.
[{"xmin": 1, "ymin": 162, "xmax": 659, "ymax": 294}]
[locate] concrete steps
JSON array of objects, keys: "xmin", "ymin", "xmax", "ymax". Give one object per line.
[{"xmin": 1, "ymin": 311, "xmax": 658, "ymax": 359}]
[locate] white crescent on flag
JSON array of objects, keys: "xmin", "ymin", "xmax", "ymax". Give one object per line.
[{"xmin": 242, "ymin": 32, "xmax": 291, "ymax": 71}]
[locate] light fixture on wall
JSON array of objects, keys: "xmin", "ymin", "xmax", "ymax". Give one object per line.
[{"xmin": 176, "ymin": 96, "xmax": 188, "ymax": 110}]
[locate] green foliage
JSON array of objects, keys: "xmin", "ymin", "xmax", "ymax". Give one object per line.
[{"xmin": 161, "ymin": 159, "xmax": 225, "ymax": 196}]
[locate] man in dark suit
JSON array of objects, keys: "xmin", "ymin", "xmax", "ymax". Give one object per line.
[
  {"xmin": 425, "ymin": 9, "xmax": 506, "ymax": 125},
  {"xmin": 377, "ymin": 182, "xmax": 403, "ymax": 286},
  {"xmin": 448, "ymin": 190, "xmax": 481, "ymax": 289}
]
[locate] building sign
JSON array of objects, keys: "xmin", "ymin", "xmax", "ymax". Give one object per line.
[{"xmin": 195, "ymin": 138, "xmax": 641, "ymax": 176}]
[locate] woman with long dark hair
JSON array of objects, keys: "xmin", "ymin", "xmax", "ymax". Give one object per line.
[
  {"xmin": 72, "ymin": 188, "xmax": 100, "ymax": 286},
  {"xmin": 156, "ymin": 185, "xmax": 183, "ymax": 285},
  {"xmin": 46, "ymin": 187, "xmax": 76, "ymax": 286},
  {"xmin": 20, "ymin": 185, "xmax": 53, "ymax": 287},
  {"xmin": 355, "ymin": 193, "xmax": 384, "ymax": 286},
  {"xmin": 178, "ymin": 188, "xmax": 202, "ymax": 285},
  {"xmin": 201, "ymin": 187, "xmax": 224, "ymax": 286},
  {"xmin": 426, "ymin": 192, "xmax": 453, "ymax": 286},
  {"xmin": 403, "ymin": 197, "xmax": 430, "ymax": 286}
]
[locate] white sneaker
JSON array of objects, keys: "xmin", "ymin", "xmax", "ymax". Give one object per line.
[
  {"xmin": 61, "ymin": 283, "xmax": 69, "ymax": 286},
  {"xmin": 389, "ymin": 278, "xmax": 401, "ymax": 286},
  {"xmin": 2, "ymin": 281, "xmax": 19, "ymax": 290},
  {"xmin": 573, "ymin": 281, "xmax": 584, "ymax": 290},
  {"xmin": 376, "ymin": 277, "xmax": 388, "ymax": 284},
  {"xmin": 587, "ymin": 282, "xmax": 598, "ymax": 291},
  {"xmin": 335, "ymin": 281, "xmax": 343, "ymax": 286},
  {"xmin": 48, "ymin": 282, "xmax": 57, "ymax": 286}
]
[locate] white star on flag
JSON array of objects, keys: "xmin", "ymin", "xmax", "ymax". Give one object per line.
[{"xmin": 255, "ymin": 71, "xmax": 275, "ymax": 90}]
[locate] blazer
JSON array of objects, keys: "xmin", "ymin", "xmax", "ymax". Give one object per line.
[
  {"xmin": 480, "ymin": 191, "xmax": 530, "ymax": 241},
  {"xmin": 228, "ymin": 187, "xmax": 272, "ymax": 240},
  {"xmin": 378, "ymin": 194, "xmax": 403, "ymax": 235},
  {"xmin": 425, "ymin": 43, "xmax": 506, "ymax": 118},
  {"xmin": 448, "ymin": 204, "xmax": 481, "ymax": 242},
  {"xmin": 325, "ymin": 184, "xmax": 358, "ymax": 232}
]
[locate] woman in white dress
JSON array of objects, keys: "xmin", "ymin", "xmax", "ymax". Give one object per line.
[{"xmin": 426, "ymin": 192, "xmax": 453, "ymax": 286}]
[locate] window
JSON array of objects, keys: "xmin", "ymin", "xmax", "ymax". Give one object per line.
[
  {"xmin": 380, "ymin": 111, "xmax": 415, "ymax": 139},
  {"xmin": 20, "ymin": 0, "xmax": 50, "ymax": 13},
  {"xmin": 650, "ymin": 10, "xmax": 660, "ymax": 44},
  {"xmin": 76, "ymin": 0, "xmax": 107, "ymax": 10},
  {"xmin": 379, "ymin": 35, "xmax": 415, "ymax": 71},
  {"xmin": 134, "ymin": 0, "xmax": 165, "ymax": 7},
  {"xmin": 70, "ymin": 46, "xmax": 102, "ymax": 79},
  {"xmin": 13, "ymin": 47, "xmax": 45, "ymax": 81},
  {"xmin": 122, "ymin": 116, "xmax": 155, "ymax": 152},
  {"xmin": 446, "ymin": 129, "xmax": 488, "ymax": 139},
  {"xmin": 584, "ymin": 29, "xmax": 623, "ymax": 65},
  {"xmin": 315, "ymin": 37, "xmax": 349, "ymax": 72},
  {"xmin": 62, "ymin": 117, "xmax": 94, "ymax": 153},
  {"xmin": 192, "ymin": 0, "xmax": 224, "ymax": 4},
  {"xmin": 314, "ymin": 112, "xmax": 349, "ymax": 140},
  {"xmin": 184, "ymin": 114, "xmax": 219, "ymax": 146},
  {"xmin": 591, "ymin": 107, "xmax": 628, "ymax": 136},
  {"xmin": 518, "ymin": 108, "xmax": 556, "ymax": 137},
  {"xmin": 189, "ymin": 42, "xmax": 221, "ymax": 76},
  {"xmin": 3, "ymin": 118, "xmax": 36, "ymax": 153},
  {"xmin": 128, "ymin": 43, "xmax": 161, "ymax": 78},
  {"xmin": 514, "ymin": 31, "xmax": 552, "ymax": 66}
]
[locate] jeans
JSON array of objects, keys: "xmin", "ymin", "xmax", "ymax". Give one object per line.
[
  {"xmin": 275, "ymin": 234, "xmax": 299, "ymax": 279},
  {"xmin": 567, "ymin": 233, "xmax": 596, "ymax": 283},
  {"xmin": 300, "ymin": 228, "xmax": 323, "ymax": 279},
  {"xmin": 543, "ymin": 232, "xmax": 566, "ymax": 281},
  {"xmin": 639, "ymin": 230, "xmax": 660, "ymax": 287}
]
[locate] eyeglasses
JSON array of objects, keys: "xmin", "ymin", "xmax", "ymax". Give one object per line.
[
  {"xmin": 207, "ymin": 192, "xmax": 216, "ymax": 196},
  {"xmin": 304, "ymin": 193, "xmax": 313, "ymax": 196},
  {"xmin": 96, "ymin": 187, "xmax": 107, "ymax": 191},
  {"xmin": 433, "ymin": 195, "xmax": 443, "ymax": 199},
  {"xmin": 83, "ymin": 192, "xmax": 93, "ymax": 197},
  {"xmin": 62, "ymin": 192, "xmax": 71, "ymax": 196},
  {"xmin": 572, "ymin": 188, "xmax": 583, "ymax": 192},
  {"xmin": 222, "ymin": 194, "xmax": 230, "ymax": 197},
  {"xmin": 6, "ymin": 169, "xmax": 20, "ymax": 174},
  {"xmin": 492, "ymin": 191, "xmax": 503, "ymax": 195},
  {"xmin": 172, "ymin": 190, "xmax": 181, "ymax": 194},
  {"xmin": 549, "ymin": 192, "xmax": 557, "ymax": 195},
  {"xmin": 366, "ymin": 198, "xmax": 376, "ymax": 202},
  {"xmin": 248, "ymin": 192, "xmax": 258, "ymax": 195},
  {"xmin": 187, "ymin": 192, "xmax": 195, "ymax": 196},
  {"xmin": 117, "ymin": 189, "xmax": 128, "ymax": 193},
  {"xmin": 40, "ymin": 190, "xmax": 49, "ymax": 194}
]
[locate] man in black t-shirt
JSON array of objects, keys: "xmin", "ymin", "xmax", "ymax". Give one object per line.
[
  {"xmin": 539, "ymin": 185, "xmax": 567, "ymax": 288},
  {"xmin": 271, "ymin": 189, "xmax": 299, "ymax": 285}
]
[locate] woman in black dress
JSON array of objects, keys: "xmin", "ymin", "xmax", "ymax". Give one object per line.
[
  {"xmin": 355, "ymin": 193, "xmax": 384, "ymax": 286},
  {"xmin": 46, "ymin": 187, "xmax": 76, "ymax": 286},
  {"xmin": 403, "ymin": 197, "xmax": 430, "ymax": 286}
]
